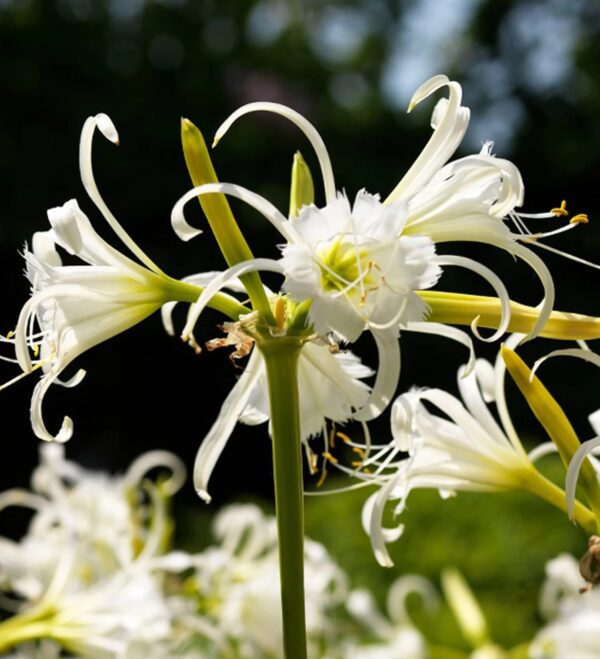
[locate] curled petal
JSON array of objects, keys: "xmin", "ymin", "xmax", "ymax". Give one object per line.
[
  {"xmin": 171, "ymin": 182, "xmax": 299, "ymax": 244},
  {"xmin": 566, "ymin": 436, "xmax": 600, "ymax": 520},
  {"xmin": 386, "ymin": 575, "xmax": 439, "ymax": 625},
  {"xmin": 79, "ymin": 114, "xmax": 163, "ymax": 275},
  {"xmin": 214, "ymin": 102, "xmax": 336, "ymax": 204},
  {"xmin": 194, "ymin": 351, "xmax": 264, "ymax": 502},
  {"xmin": 30, "ymin": 369, "xmax": 75, "ymax": 443},
  {"xmin": 434, "ymin": 254, "xmax": 511, "ymax": 342},
  {"xmin": 362, "ymin": 477, "xmax": 405, "ymax": 568},
  {"xmin": 125, "ymin": 450, "xmax": 187, "ymax": 497},
  {"xmin": 532, "ymin": 348, "xmax": 600, "ymax": 380},
  {"xmin": 161, "ymin": 301, "xmax": 178, "ymax": 336},
  {"xmin": 387, "ymin": 75, "xmax": 470, "ymax": 203},
  {"xmin": 404, "ymin": 321, "xmax": 475, "ymax": 376},
  {"xmin": 181, "ymin": 258, "xmax": 283, "ymax": 342},
  {"xmin": 354, "ymin": 329, "xmax": 401, "ymax": 422}
]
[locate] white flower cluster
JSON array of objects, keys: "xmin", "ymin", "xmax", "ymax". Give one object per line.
[
  {"xmin": 531, "ymin": 554, "xmax": 600, "ymax": 659},
  {"xmin": 0, "ymin": 449, "xmax": 432, "ymax": 658}
]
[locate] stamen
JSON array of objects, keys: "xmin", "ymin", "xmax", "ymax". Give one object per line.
[
  {"xmin": 570, "ymin": 213, "xmax": 589, "ymax": 225},
  {"xmin": 322, "ymin": 451, "xmax": 338, "ymax": 464},
  {"xmin": 551, "ymin": 200, "xmax": 568, "ymax": 217},
  {"xmin": 329, "ymin": 428, "xmax": 336, "ymax": 449},
  {"xmin": 274, "ymin": 297, "xmax": 286, "ymax": 329},
  {"xmin": 352, "ymin": 446, "xmax": 366, "ymax": 459},
  {"xmin": 316, "ymin": 465, "xmax": 328, "ymax": 488},
  {"xmin": 336, "ymin": 431, "xmax": 353, "ymax": 445}
]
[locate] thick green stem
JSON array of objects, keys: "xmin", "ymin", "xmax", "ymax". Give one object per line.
[
  {"xmin": 163, "ymin": 276, "xmax": 251, "ymax": 321},
  {"xmin": 523, "ymin": 468, "xmax": 598, "ymax": 536},
  {"xmin": 259, "ymin": 337, "xmax": 307, "ymax": 659}
]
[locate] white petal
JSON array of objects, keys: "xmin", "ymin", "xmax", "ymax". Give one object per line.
[
  {"xmin": 125, "ymin": 450, "xmax": 187, "ymax": 497},
  {"xmin": 434, "ymin": 254, "xmax": 511, "ymax": 342},
  {"xmin": 47, "ymin": 200, "xmax": 84, "ymax": 254},
  {"xmin": 32, "ymin": 231, "xmax": 62, "ymax": 267},
  {"xmin": 214, "ymin": 102, "xmax": 336, "ymax": 204},
  {"xmin": 354, "ymin": 329, "xmax": 401, "ymax": 422},
  {"xmin": 79, "ymin": 115, "xmax": 163, "ymax": 274},
  {"xmin": 181, "ymin": 258, "xmax": 283, "ymax": 341},
  {"xmin": 403, "ymin": 321, "xmax": 475, "ymax": 376},
  {"xmin": 160, "ymin": 301, "xmax": 178, "ymax": 336},
  {"xmin": 565, "ymin": 436, "xmax": 600, "ymax": 520},
  {"xmin": 362, "ymin": 477, "xmax": 405, "ymax": 568},
  {"xmin": 171, "ymin": 182, "xmax": 299, "ymax": 244},
  {"xmin": 30, "ymin": 369, "xmax": 74, "ymax": 443},
  {"xmin": 193, "ymin": 351, "xmax": 264, "ymax": 502},
  {"xmin": 387, "ymin": 76, "xmax": 469, "ymax": 203},
  {"xmin": 532, "ymin": 348, "xmax": 600, "ymax": 380}
]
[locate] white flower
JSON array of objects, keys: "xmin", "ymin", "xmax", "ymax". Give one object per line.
[
  {"xmin": 530, "ymin": 554, "xmax": 600, "ymax": 659},
  {"xmin": 161, "ymin": 277, "xmax": 374, "ymax": 503},
  {"xmin": 355, "ymin": 339, "xmax": 549, "ymax": 567},
  {"xmin": 170, "ymin": 73, "xmax": 568, "ymax": 425},
  {"xmin": 0, "ymin": 446, "xmax": 192, "ymax": 658},
  {"xmin": 1, "ymin": 114, "xmax": 202, "ymax": 442},
  {"xmin": 279, "ymin": 190, "xmax": 441, "ymax": 342},
  {"xmin": 0, "ymin": 445, "xmax": 185, "ymax": 607},
  {"xmin": 190, "ymin": 504, "xmax": 348, "ymax": 658},
  {"xmin": 343, "ymin": 576, "xmax": 435, "ymax": 659}
]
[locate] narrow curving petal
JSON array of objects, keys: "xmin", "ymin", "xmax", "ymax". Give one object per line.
[
  {"xmin": 30, "ymin": 369, "xmax": 75, "ymax": 443},
  {"xmin": 214, "ymin": 102, "xmax": 336, "ymax": 204},
  {"xmin": 565, "ymin": 436, "xmax": 600, "ymax": 520},
  {"xmin": 79, "ymin": 115, "xmax": 164, "ymax": 275},
  {"xmin": 532, "ymin": 348, "xmax": 600, "ymax": 380},
  {"xmin": 194, "ymin": 351, "xmax": 264, "ymax": 502},
  {"xmin": 171, "ymin": 182, "xmax": 299, "ymax": 244},
  {"xmin": 403, "ymin": 321, "xmax": 476, "ymax": 376},
  {"xmin": 354, "ymin": 329, "xmax": 401, "ymax": 422},
  {"xmin": 362, "ymin": 477, "xmax": 405, "ymax": 568},
  {"xmin": 434, "ymin": 255, "xmax": 511, "ymax": 342},
  {"xmin": 125, "ymin": 450, "xmax": 187, "ymax": 497},
  {"xmin": 386, "ymin": 75, "xmax": 469, "ymax": 203},
  {"xmin": 181, "ymin": 258, "xmax": 283, "ymax": 342}
]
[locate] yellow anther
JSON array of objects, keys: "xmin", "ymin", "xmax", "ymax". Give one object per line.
[
  {"xmin": 322, "ymin": 451, "xmax": 338, "ymax": 464},
  {"xmin": 6, "ymin": 330, "xmax": 14, "ymax": 339},
  {"xmin": 329, "ymin": 428, "xmax": 336, "ymax": 449},
  {"xmin": 363, "ymin": 467, "xmax": 372, "ymax": 474},
  {"xmin": 336, "ymin": 431, "xmax": 353, "ymax": 445},
  {"xmin": 274, "ymin": 296, "xmax": 286, "ymax": 329},
  {"xmin": 316, "ymin": 466, "xmax": 328, "ymax": 488},
  {"xmin": 309, "ymin": 452, "xmax": 318, "ymax": 473},
  {"xmin": 352, "ymin": 446, "xmax": 365, "ymax": 458},
  {"xmin": 351, "ymin": 460, "xmax": 364, "ymax": 468},
  {"xmin": 570, "ymin": 213, "xmax": 589, "ymax": 225},
  {"xmin": 32, "ymin": 344, "xmax": 40, "ymax": 357},
  {"xmin": 551, "ymin": 200, "xmax": 568, "ymax": 217}
]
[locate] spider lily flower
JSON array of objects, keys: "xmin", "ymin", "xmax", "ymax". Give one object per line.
[
  {"xmin": 190, "ymin": 504, "xmax": 348, "ymax": 658},
  {"xmin": 171, "ymin": 74, "xmax": 586, "ymax": 422},
  {"xmin": 531, "ymin": 553, "xmax": 600, "ymax": 659},
  {"xmin": 351, "ymin": 340, "xmax": 597, "ymax": 567},
  {"xmin": 162, "ymin": 284, "xmax": 373, "ymax": 503},
  {"xmin": 344, "ymin": 576, "xmax": 434, "ymax": 659},
  {"xmin": 0, "ymin": 446, "xmax": 189, "ymax": 656},
  {"xmin": 0, "ymin": 113, "xmax": 232, "ymax": 443}
]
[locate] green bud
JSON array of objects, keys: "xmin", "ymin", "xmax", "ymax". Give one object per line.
[{"xmin": 289, "ymin": 151, "xmax": 314, "ymax": 219}]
